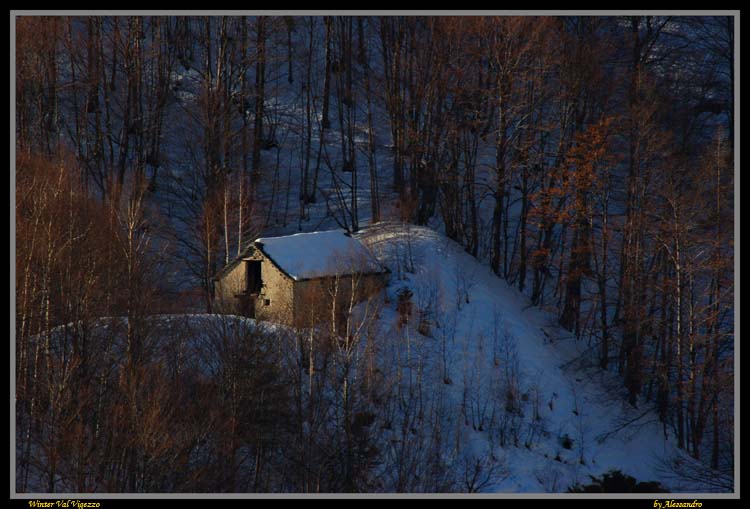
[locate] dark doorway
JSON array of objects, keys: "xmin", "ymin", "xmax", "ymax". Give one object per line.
[{"xmin": 247, "ymin": 260, "xmax": 262, "ymax": 294}]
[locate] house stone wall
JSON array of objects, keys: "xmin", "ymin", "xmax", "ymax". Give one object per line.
[
  {"xmin": 253, "ymin": 251, "xmax": 295, "ymax": 325},
  {"xmin": 215, "ymin": 247, "xmax": 387, "ymax": 327},
  {"xmin": 213, "ymin": 259, "xmax": 248, "ymax": 315},
  {"xmin": 291, "ymin": 272, "xmax": 388, "ymax": 328}
]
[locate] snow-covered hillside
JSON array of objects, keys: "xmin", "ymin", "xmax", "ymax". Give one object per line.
[
  {"xmin": 355, "ymin": 222, "xmax": 692, "ymax": 492},
  {"xmin": 16, "ymin": 224, "xmax": 708, "ymax": 494}
]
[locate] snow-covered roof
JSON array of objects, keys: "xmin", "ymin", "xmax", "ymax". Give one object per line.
[{"xmin": 254, "ymin": 229, "xmax": 387, "ymax": 281}]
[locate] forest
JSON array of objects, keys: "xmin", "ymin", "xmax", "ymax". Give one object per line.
[{"xmin": 14, "ymin": 15, "xmax": 735, "ymax": 493}]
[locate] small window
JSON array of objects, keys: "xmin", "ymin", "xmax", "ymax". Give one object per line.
[{"xmin": 264, "ymin": 299, "xmax": 271, "ymax": 306}]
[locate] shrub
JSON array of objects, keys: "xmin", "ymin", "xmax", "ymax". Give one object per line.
[
  {"xmin": 567, "ymin": 470, "xmax": 667, "ymax": 493},
  {"xmin": 561, "ymin": 434, "xmax": 574, "ymax": 450}
]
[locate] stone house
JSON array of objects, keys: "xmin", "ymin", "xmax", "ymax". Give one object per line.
[{"xmin": 212, "ymin": 229, "xmax": 389, "ymax": 327}]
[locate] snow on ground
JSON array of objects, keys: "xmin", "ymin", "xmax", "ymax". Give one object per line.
[
  {"xmin": 357, "ymin": 222, "xmax": 686, "ymax": 492},
  {"xmin": 31, "ymin": 314, "xmax": 287, "ymax": 381},
  {"xmin": 23, "ymin": 225, "xmax": 699, "ymax": 493}
]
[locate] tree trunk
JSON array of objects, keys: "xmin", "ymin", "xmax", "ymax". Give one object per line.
[{"xmin": 252, "ymin": 17, "xmax": 266, "ymax": 180}]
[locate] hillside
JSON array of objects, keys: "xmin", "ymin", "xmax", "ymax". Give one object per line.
[
  {"xmin": 357, "ymin": 222, "xmax": 689, "ymax": 492},
  {"xmin": 16, "ymin": 223, "xmax": 718, "ymax": 493},
  {"xmin": 15, "ymin": 14, "xmax": 734, "ymax": 495}
]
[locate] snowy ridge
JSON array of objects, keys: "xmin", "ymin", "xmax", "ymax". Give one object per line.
[
  {"xmin": 21, "ymin": 226, "xmax": 697, "ymax": 493},
  {"xmin": 358, "ymin": 222, "xmax": 688, "ymax": 492}
]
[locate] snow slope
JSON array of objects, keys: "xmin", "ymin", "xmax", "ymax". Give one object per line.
[
  {"xmin": 19, "ymin": 226, "xmax": 700, "ymax": 494},
  {"xmin": 357, "ymin": 222, "xmax": 689, "ymax": 492}
]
